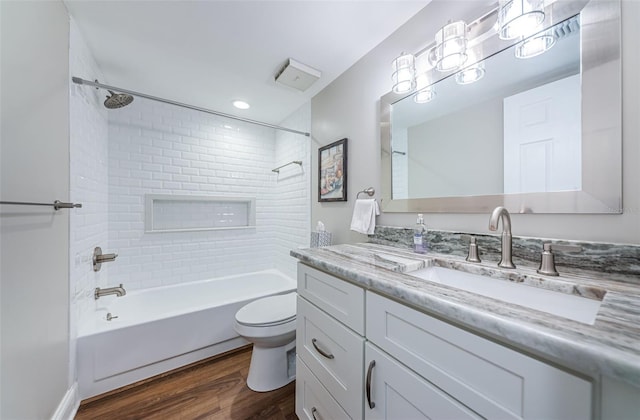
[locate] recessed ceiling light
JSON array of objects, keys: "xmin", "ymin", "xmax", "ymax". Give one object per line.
[{"xmin": 232, "ymin": 100, "xmax": 250, "ymax": 110}]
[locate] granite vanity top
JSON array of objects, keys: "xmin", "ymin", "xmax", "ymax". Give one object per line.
[{"xmin": 291, "ymin": 243, "xmax": 640, "ymax": 388}]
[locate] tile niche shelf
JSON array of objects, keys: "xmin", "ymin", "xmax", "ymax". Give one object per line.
[{"xmin": 144, "ymin": 194, "xmax": 256, "ymax": 233}]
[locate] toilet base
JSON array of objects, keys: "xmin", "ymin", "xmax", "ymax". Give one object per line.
[{"xmin": 247, "ymin": 339, "xmax": 296, "ymax": 392}]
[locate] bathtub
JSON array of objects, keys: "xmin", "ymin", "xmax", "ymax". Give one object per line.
[{"xmin": 77, "ymin": 269, "xmax": 295, "ymax": 399}]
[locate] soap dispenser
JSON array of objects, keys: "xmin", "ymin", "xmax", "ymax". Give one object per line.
[{"xmin": 413, "ymin": 214, "xmax": 427, "ymax": 254}]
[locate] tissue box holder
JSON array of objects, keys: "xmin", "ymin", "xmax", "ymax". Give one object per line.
[{"xmin": 310, "ymin": 232, "xmax": 332, "ymax": 248}]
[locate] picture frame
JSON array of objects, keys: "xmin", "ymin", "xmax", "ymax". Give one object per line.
[{"xmin": 318, "ymin": 138, "xmax": 347, "ymax": 202}]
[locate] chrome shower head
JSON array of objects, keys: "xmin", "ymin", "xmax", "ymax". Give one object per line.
[{"xmin": 104, "ymin": 90, "xmax": 134, "ymax": 109}]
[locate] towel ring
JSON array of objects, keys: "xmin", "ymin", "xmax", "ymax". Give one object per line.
[{"xmin": 357, "ymin": 187, "xmax": 375, "ymax": 199}]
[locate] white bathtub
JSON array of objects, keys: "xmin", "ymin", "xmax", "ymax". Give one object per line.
[{"xmin": 77, "ymin": 269, "xmax": 295, "ymax": 399}]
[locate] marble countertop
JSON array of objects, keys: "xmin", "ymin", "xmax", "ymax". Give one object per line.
[{"xmin": 291, "ymin": 243, "xmax": 640, "ymax": 388}]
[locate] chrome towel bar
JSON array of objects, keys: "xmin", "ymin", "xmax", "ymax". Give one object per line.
[
  {"xmin": 272, "ymin": 160, "xmax": 302, "ymax": 173},
  {"xmin": 0, "ymin": 200, "xmax": 82, "ymax": 210}
]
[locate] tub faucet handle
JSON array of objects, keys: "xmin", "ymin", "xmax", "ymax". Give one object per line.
[{"xmin": 93, "ymin": 246, "xmax": 118, "ymax": 272}]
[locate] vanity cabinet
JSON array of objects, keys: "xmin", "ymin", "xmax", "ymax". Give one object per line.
[
  {"xmin": 366, "ymin": 292, "xmax": 592, "ymax": 419},
  {"xmin": 296, "ymin": 263, "xmax": 596, "ymax": 419},
  {"xmin": 296, "ymin": 263, "xmax": 365, "ymax": 419}
]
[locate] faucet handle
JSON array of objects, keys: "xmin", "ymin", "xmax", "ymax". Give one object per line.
[
  {"xmin": 462, "ymin": 235, "xmax": 481, "ymax": 263},
  {"xmin": 537, "ymin": 242, "xmax": 582, "ymax": 276},
  {"xmin": 93, "ymin": 246, "xmax": 118, "ymax": 272}
]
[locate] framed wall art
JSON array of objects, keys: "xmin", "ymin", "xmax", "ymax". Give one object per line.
[{"xmin": 318, "ymin": 138, "xmax": 347, "ymax": 202}]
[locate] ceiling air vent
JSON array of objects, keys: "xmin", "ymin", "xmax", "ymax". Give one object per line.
[{"xmin": 275, "ymin": 58, "xmax": 321, "ymax": 92}]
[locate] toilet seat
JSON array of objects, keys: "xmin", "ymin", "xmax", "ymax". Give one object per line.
[{"xmin": 235, "ymin": 292, "xmax": 296, "ymax": 327}]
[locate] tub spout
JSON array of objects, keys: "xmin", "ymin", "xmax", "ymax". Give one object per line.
[{"xmin": 95, "ymin": 284, "xmax": 126, "ymax": 300}]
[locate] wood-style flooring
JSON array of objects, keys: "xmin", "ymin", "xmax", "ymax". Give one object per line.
[{"xmin": 75, "ymin": 346, "xmax": 296, "ymax": 420}]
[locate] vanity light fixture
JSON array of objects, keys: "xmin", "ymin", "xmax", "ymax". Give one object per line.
[
  {"xmin": 515, "ymin": 29, "xmax": 556, "ymax": 58},
  {"xmin": 414, "ymin": 86, "xmax": 436, "ymax": 103},
  {"xmin": 391, "ymin": 52, "xmax": 416, "ymax": 94},
  {"xmin": 431, "ymin": 20, "xmax": 468, "ymax": 72},
  {"xmin": 498, "ymin": 0, "xmax": 546, "ymax": 40},
  {"xmin": 232, "ymin": 100, "xmax": 250, "ymax": 110},
  {"xmin": 455, "ymin": 50, "xmax": 486, "ymax": 85},
  {"xmin": 414, "ymin": 73, "xmax": 436, "ymax": 103},
  {"xmin": 455, "ymin": 64, "xmax": 485, "ymax": 85},
  {"xmin": 455, "ymin": 49, "xmax": 484, "ymax": 85}
]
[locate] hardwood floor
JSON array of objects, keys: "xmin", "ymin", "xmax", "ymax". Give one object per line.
[{"xmin": 75, "ymin": 346, "xmax": 296, "ymax": 420}]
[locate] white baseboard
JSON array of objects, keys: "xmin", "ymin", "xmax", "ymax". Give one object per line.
[{"xmin": 51, "ymin": 382, "xmax": 80, "ymax": 420}]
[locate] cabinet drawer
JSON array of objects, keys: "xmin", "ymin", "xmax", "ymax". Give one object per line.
[
  {"xmin": 367, "ymin": 291, "xmax": 592, "ymax": 419},
  {"xmin": 296, "ymin": 356, "xmax": 351, "ymax": 420},
  {"xmin": 297, "ymin": 296, "xmax": 364, "ymax": 418},
  {"xmin": 297, "ymin": 263, "xmax": 365, "ymax": 334},
  {"xmin": 365, "ymin": 343, "xmax": 481, "ymax": 420}
]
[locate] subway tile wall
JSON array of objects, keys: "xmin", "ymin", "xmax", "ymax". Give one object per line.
[
  {"xmin": 273, "ymin": 103, "xmax": 311, "ymax": 279},
  {"xmin": 69, "ymin": 18, "xmax": 110, "ymax": 384},
  {"xmin": 392, "ymin": 129, "xmax": 408, "ymax": 199},
  {"xmin": 107, "ymin": 98, "xmax": 310, "ymax": 290}
]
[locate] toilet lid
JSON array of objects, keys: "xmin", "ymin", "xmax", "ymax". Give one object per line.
[{"xmin": 236, "ymin": 292, "xmax": 296, "ymax": 327}]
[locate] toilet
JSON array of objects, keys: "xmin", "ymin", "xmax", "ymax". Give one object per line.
[{"xmin": 234, "ymin": 292, "xmax": 297, "ymax": 392}]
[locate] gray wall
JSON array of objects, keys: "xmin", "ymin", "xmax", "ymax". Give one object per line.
[
  {"xmin": 311, "ymin": 0, "xmax": 640, "ymax": 245},
  {"xmin": 1, "ymin": 1, "xmax": 72, "ymax": 418},
  {"xmin": 407, "ymin": 97, "xmax": 503, "ymax": 198}
]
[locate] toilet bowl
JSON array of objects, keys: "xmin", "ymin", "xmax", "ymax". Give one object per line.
[{"xmin": 234, "ymin": 292, "xmax": 297, "ymax": 392}]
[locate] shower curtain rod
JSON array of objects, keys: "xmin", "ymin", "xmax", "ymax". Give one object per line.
[{"xmin": 71, "ymin": 77, "xmax": 311, "ymax": 137}]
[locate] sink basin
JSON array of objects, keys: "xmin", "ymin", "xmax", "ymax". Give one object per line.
[{"xmin": 408, "ymin": 267, "xmax": 602, "ymax": 325}]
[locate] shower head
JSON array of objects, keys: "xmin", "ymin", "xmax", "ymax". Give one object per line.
[{"xmin": 104, "ymin": 90, "xmax": 134, "ymax": 109}]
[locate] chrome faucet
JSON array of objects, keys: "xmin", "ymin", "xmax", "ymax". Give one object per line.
[
  {"xmin": 488, "ymin": 206, "xmax": 516, "ymax": 269},
  {"xmin": 95, "ymin": 284, "xmax": 126, "ymax": 300}
]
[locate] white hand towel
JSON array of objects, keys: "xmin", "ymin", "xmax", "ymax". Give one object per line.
[{"xmin": 350, "ymin": 199, "xmax": 380, "ymax": 235}]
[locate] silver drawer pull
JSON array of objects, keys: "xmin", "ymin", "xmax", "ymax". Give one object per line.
[
  {"xmin": 366, "ymin": 360, "xmax": 376, "ymax": 409},
  {"xmin": 311, "ymin": 406, "xmax": 320, "ymax": 420},
  {"xmin": 311, "ymin": 338, "xmax": 335, "ymax": 359}
]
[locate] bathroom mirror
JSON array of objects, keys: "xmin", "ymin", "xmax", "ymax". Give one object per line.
[{"xmin": 381, "ymin": 0, "xmax": 621, "ymax": 213}]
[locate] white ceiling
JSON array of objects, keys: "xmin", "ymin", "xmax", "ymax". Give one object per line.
[{"xmin": 64, "ymin": 0, "xmax": 429, "ymax": 125}]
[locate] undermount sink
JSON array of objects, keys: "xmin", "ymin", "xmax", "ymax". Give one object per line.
[
  {"xmin": 373, "ymin": 253, "xmax": 425, "ymax": 272},
  {"xmin": 408, "ymin": 267, "xmax": 603, "ymax": 325}
]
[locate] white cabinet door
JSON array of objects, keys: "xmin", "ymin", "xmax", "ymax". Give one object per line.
[
  {"xmin": 297, "ymin": 296, "xmax": 364, "ymax": 418},
  {"xmin": 297, "ymin": 263, "xmax": 365, "ymax": 334},
  {"xmin": 296, "ymin": 356, "xmax": 352, "ymax": 420},
  {"xmin": 364, "ymin": 343, "xmax": 481, "ymax": 420},
  {"xmin": 367, "ymin": 291, "xmax": 593, "ymax": 419}
]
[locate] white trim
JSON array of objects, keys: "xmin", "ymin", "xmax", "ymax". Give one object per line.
[{"xmin": 50, "ymin": 382, "xmax": 80, "ymax": 420}]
